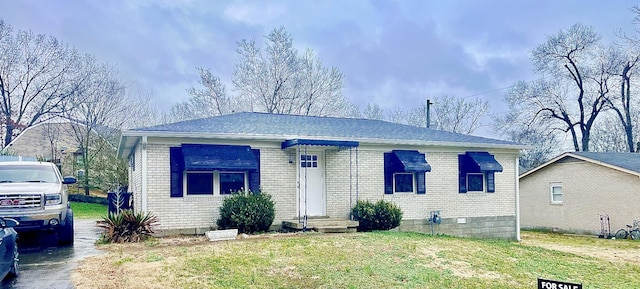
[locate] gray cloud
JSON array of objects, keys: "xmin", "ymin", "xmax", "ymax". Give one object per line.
[{"xmin": 1, "ymin": 0, "xmax": 636, "ymax": 115}]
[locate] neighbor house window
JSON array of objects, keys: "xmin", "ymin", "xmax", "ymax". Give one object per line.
[
  {"xmin": 550, "ymin": 183, "xmax": 563, "ymax": 204},
  {"xmin": 185, "ymin": 171, "xmax": 247, "ymax": 195},
  {"xmin": 393, "ymin": 173, "xmax": 415, "ymax": 193}
]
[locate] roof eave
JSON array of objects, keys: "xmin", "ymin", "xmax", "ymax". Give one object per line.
[
  {"xmin": 117, "ymin": 130, "xmax": 527, "ymax": 158},
  {"xmin": 519, "ymin": 152, "xmax": 640, "ymax": 178}
]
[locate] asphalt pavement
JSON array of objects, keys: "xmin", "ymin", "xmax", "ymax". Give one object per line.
[{"xmin": 0, "ymin": 219, "xmax": 102, "ymax": 289}]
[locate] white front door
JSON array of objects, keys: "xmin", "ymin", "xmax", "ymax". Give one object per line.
[{"xmin": 299, "ymin": 152, "xmax": 325, "ymax": 216}]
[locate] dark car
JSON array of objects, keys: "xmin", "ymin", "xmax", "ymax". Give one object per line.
[{"xmin": 0, "ymin": 217, "xmax": 18, "ymax": 280}]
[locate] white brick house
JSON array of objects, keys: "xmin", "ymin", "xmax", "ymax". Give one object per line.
[
  {"xmin": 117, "ymin": 112, "xmax": 526, "ymax": 239},
  {"xmin": 520, "ymin": 152, "xmax": 640, "ymax": 235}
]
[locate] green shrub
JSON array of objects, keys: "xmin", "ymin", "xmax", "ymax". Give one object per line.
[
  {"xmin": 96, "ymin": 210, "xmax": 159, "ymax": 243},
  {"xmin": 351, "ymin": 200, "xmax": 403, "ymax": 231},
  {"xmin": 216, "ymin": 191, "xmax": 275, "ymax": 234}
]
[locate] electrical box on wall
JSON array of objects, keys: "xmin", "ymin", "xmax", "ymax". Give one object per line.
[{"xmin": 429, "ymin": 210, "xmax": 442, "ymax": 224}]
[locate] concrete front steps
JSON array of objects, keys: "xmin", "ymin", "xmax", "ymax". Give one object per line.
[{"xmin": 282, "ymin": 217, "xmax": 359, "ymax": 233}]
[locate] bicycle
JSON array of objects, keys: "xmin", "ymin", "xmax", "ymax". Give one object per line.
[{"xmin": 614, "ymin": 220, "xmax": 640, "ymax": 240}]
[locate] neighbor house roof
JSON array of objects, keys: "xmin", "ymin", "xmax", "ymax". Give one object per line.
[
  {"xmin": 519, "ymin": 151, "xmax": 640, "ymax": 178},
  {"xmin": 117, "ymin": 112, "xmax": 527, "ymax": 158}
]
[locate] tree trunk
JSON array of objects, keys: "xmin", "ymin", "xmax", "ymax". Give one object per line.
[
  {"xmin": 3, "ymin": 116, "xmax": 12, "ymax": 148},
  {"xmin": 82, "ymin": 149, "xmax": 90, "ymax": 196}
]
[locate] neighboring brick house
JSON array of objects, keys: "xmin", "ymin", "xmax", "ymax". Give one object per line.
[
  {"xmin": 3, "ymin": 122, "xmax": 83, "ymax": 177},
  {"xmin": 520, "ymin": 152, "xmax": 640, "ymax": 235},
  {"xmin": 117, "ymin": 112, "xmax": 526, "ymax": 239}
]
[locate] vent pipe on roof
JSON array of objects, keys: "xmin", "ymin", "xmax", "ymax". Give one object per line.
[{"xmin": 425, "ymin": 99, "xmax": 433, "ymax": 128}]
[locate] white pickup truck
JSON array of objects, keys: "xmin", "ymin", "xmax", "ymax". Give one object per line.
[{"xmin": 0, "ymin": 160, "xmax": 76, "ymax": 246}]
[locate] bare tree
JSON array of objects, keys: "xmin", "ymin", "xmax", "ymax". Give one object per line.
[
  {"xmin": 493, "ymin": 109, "xmax": 560, "ymax": 170},
  {"xmin": 175, "ymin": 27, "xmax": 350, "ymax": 119},
  {"xmin": 233, "ymin": 27, "xmax": 351, "ymax": 116},
  {"xmin": 509, "ymin": 24, "xmax": 605, "ymax": 152},
  {"xmin": 296, "ymin": 49, "xmax": 348, "ymax": 116},
  {"xmin": 362, "ymin": 103, "xmax": 385, "ymax": 120},
  {"xmin": 605, "ymin": 7, "xmax": 640, "ymax": 152},
  {"xmin": 430, "ymin": 95, "xmax": 489, "ymax": 134},
  {"xmin": 0, "ymin": 19, "xmax": 85, "ymax": 147},
  {"xmin": 64, "ymin": 62, "xmax": 134, "ymax": 194},
  {"xmin": 380, "ymin": 95, "xmax": 489, "ymax": 135},
  {"xmin": 42, "ymin": 122, "xmax": 61, "ymax": 162},
  {"xmin": 172, "ymin": 67, "xmax": 229, "ymax": 121},
  {"xmin": 590, "ymin": 112, "xmax": 640, "ymax": 152}
]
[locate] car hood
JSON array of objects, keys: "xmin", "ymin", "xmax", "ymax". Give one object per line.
[{"xmin": 0, "ymin": 183, "xmax": 62, "ymax": 193}]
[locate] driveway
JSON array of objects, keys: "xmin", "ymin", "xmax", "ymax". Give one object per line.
[{"xmin": 0, "ymin": 219, "xmax": 102, "ymax": 289}]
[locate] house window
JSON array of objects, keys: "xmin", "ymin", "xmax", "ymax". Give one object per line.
[
  {"xmin": 186, "ymin": 172, "xmax": 214, "ymax": 195},
  {"xmin": 220, "ymin": 172, "xmax": 246, "ymax": 195},
  {"xmin": 300, "ymin": 155, "xmax": 318, "ymax": 168},
  {"xmin": 185, "ymin": 171, "xmax": 247, "ymax": 196},
  {"xmin": 384, "ymin": 151, "xmax": 430, "ymax": 195},
  {"xmin": 458, "ymin": 152, "xmax": 503, "ymax": 194},
  {"xmin": 466, "ymin": 173, "xmax": 484, "ymax": 192},
  {"xmin": 169, "ymin": 145, "xmax": 260, "ymax": 198},
  {"xmin": 393, "ymin": 173, "xmax": 415, "ymax": 193},
  {"xmin": 550, "ymin": 183, "xmax": 563, "ymax": 204}
]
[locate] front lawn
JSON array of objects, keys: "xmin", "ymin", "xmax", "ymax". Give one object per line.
[
  {"xmin": 71, "ymin": 202, "xmax": 107, "ymax": 219},
  {"xmin": 72, "ymin": 231, "xmax": 640, "ymax": 289}
]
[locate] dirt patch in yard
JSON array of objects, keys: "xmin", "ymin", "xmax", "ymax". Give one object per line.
[{"xmin": 520, "ymin": 231, "xmax": 640, "ymax": 265}]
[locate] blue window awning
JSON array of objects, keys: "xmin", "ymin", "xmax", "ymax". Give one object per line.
[
  {"xmin": 181, "ymin": 144, "xmax": 258, "ymax": 171},
  {"xmin": 465, "ymin": 152, "xmax": 503, "ymax": 172},
  {"xmin": 281, "ymin": 139, "xmax": 359, "ymax": 149},
  {"xmin": 391, "ymin": 150, "xmax": 431, "ymax": 172}
]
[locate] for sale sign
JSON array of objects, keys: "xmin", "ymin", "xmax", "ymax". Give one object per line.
[{"xmin": 538, "ymin": 278, "xmax": 582, "ymax": 289}]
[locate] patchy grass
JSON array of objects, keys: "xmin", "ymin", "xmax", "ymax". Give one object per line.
[
  {"xmin": 70, "ymin": 202, "xmax": 107, "ymax": 219},
  {"xmin": 72, "ymin": 230, "xmax": 640, "ymax": 289}
]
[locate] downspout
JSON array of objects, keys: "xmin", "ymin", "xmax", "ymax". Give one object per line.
[
  {"xmin": 355, "ymin": 146, "xmax": 359, "ymax": 202},
  {"xmin": 515, "ymin": 156, "xmax": 521, "ymax": 241},
  {"xmin": 141, "ymin": 136, "xmax": 148, "ymax": 212},
  {"xmin": 349, "ymin": 147, "xmax": 353, "ymax": 213}
]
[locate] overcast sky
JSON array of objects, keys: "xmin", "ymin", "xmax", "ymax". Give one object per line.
[{"xmin": 2, "ymin": 1, "xmax": 638, "ymax": 118}]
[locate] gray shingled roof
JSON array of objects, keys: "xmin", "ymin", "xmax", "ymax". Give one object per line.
[
  {"xmin": 572, "ymin": 151, "xmax": 640, "ymax": 174},
  {"xmin": 131, "ymin": 112, "xmax": 521, "ymax": 146}
]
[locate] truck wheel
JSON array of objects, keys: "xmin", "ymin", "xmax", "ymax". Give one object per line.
[{"xmin": 58, "ymin": 210, "xmax": 74, "ymax": 246}]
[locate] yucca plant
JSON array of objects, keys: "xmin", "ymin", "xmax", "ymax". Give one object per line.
[{"xmin": 97, "ymin": 210, "xmax": 160, "ymax": 243}]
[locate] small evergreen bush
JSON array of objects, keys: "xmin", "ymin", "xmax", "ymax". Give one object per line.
[
  {"xmin": 351, "ymin": 199, "xmax": 403, "ymax": 231},
  {"xmin": 96, "ymin": 210, "xmax": 159, "ymax": 243},
  {"xmin": 216, "ymin": 190, "xmax": 275, "ymax": 234}
]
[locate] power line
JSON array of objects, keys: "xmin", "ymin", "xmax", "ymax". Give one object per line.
[{"xmin": 460, "ymin": 76, "xmax": 548, "ymax": 99}]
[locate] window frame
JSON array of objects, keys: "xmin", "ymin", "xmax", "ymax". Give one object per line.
[
  {"xmin": 466, "ymin": 173, "xmax": 485, "ymax": 192},
  {"xmin": 184, "ymin": 170, "xmax": 248, "ymax": 196},
  {"xmin": 393, "ymin": 172, "xmax": 416, "ymax": 193},
  {"xmin": 550, "ymin": 182, "xmax": 563, "ymax": 204}
]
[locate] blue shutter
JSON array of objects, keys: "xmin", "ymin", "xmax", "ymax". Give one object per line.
[
  {"xmin": 170, "ymin": 147, "xmax": 184, "ymax": 198},
  {"xmin": 248, "ymin": 149, "xmax": 260, "ymax": 193},
  {"xmin": 384, "ymin": 153, "xmax": 393, "ymax": 194},
  {"xmin": 486, "ymin": 172, "xmax": 495, "ymax": 193},
  {"xmin": 458, "ymin": 154, "xmax": 467, "ymax": 193},
  {"xmin": 416, "ymin": 172, "xmax": 426, "ymax": 194}
]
